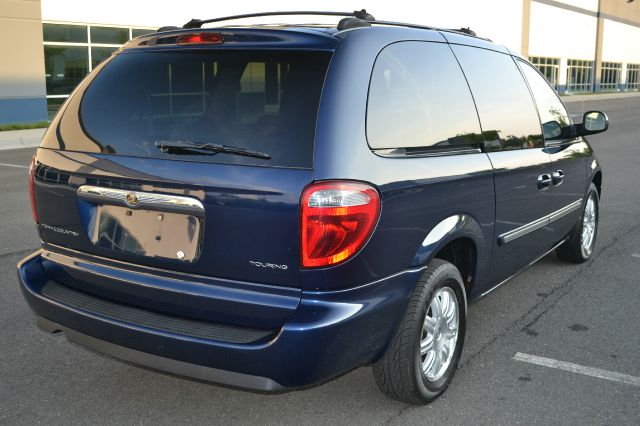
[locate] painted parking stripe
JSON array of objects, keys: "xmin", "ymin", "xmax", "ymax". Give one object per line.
[
  {"xmin": 0, "ymin": 162, "xmax": 28, "ymax": 169},
  {"xmin": 513, "ymin": 352, "xmax": 640, "ymax": 387}
]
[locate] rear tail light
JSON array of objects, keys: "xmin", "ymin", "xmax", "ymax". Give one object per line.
[
  {"xmin": 28, "ymin": 155, "xmax": 38, "ymax": 223},
  {"xmin": 301, "ymin": 181, "xmax": 380, "ymax": 268},
  {"xmin": 176, "ymin": 33, "xmax": 224, "ymax": 45}
]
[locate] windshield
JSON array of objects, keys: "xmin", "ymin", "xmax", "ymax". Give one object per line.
[{"xmin": 79, "ymin": 50, "xmax": 332, "ymax": 168}]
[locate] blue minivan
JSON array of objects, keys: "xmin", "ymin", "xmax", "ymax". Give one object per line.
[{"xmin": 18, "ymin": 11, "xmax": 607, "ymax": 404}]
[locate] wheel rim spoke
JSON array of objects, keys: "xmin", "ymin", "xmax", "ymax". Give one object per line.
[
  {"xmin": 423, "ymin": 316, "xmax": 436, "ymax": 334},
  {"xmin": 445, "ymin": 296, "xmax": 456, "ymax": 321},
  {"xmin": 423, "ymin": 353, "xmax": 435, "ymax": 373},
  {"xmin": 430, "ymin": 349, "xmax": 442, "ymax": 374},
  {"xmin": 445, "ymin": 323, "xmax": 457, "ymax": 339},
  {"xmin": 420, "ymin": 336, "xmax": 434, "ymax": 355},
  {"xmin": 441, "ymin": 345, "xmax": 449, "ymax": 363},
  {"xmin": 430, "ymin": 295, "xmax": 442, "ymax": 318}
]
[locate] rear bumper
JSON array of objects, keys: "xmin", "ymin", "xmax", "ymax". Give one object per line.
[
  {"xmin": 18, "ymin": 250, "xmax": 422, "ymax": 390},
  {"xmin": 35, "ymin": 316, "xmax": 283, "ymax": 391}
]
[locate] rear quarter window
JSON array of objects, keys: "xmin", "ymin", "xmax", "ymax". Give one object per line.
[
  {"xmin": 76, "ymin": 50, "xmax": 332, "ymax": 168},
  {"xmin": 366, "ymin": 41, "xmax": 482, "ymax": 153}
]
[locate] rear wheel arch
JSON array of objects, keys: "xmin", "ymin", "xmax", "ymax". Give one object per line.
[
  {"xmin": 433, "ymin": 238, "xmax": 477, "ymax": 296},
  {"xmin": 592, "ymin": 171, "xmax": 602, "ymax": 198},
  {"xmin": 412, "ymin": 214, "xmax": 483, "ymax": 299}
]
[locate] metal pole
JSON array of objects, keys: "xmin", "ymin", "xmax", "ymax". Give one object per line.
[{"xmin": 593, "ymin": 0, "xmax": 604, "ymax": 92}]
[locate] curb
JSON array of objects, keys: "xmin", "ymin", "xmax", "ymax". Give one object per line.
[
  {"xmin": 561, "ymin": 92, "xmax": 640, "ymax": 103},
  {"xmin": 0, "ymin": 128, "xmax": 46, "ymax": 151}
]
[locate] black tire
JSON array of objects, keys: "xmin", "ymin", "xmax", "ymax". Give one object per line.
[
  {"xmin": 372, "ymin": 259, "xmax": 466, "ymax": 404},
  {"xmin": 556, "ymin": 183, "xmax": 599, "ymax": 263}
]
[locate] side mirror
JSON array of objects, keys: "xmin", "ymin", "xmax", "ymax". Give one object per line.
[
  {"xmin": 577, "ymin": 111, "xmax": 609, "ymax": 136},
  {"xmin": 542, "ymin": 120, "xmax": 562, "ymax": 140}
]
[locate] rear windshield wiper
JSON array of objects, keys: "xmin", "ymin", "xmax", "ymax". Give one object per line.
[{"xmin": 155, "ymin": 140, "xmax": 271, "ymax": 160}]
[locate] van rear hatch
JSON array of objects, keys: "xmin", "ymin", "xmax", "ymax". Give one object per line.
[{"xmin": 34, "ymin": 30, "xmax": 335, "ymax": 289}]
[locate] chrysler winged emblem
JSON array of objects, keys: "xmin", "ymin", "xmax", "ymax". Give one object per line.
[{"xmin": 126, "ymin": 192, "xmax": 139, "ymax": 206}]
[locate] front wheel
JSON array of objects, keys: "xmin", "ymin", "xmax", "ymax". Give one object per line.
[
  {"xmin": 372, "ymin": 259, "xmax": 466, "ymax": 404},
  {"xmin": 556, "ymin": 183, "xmax": 599, "ymax": 263}
]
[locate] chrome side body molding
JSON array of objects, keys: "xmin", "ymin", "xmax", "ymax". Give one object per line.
[{"xmin": 498, "ymin": 199, "xmax": 583, "ymax": 245}]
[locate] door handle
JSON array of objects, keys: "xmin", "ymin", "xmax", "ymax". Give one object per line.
[
  {"xmin": 538, "ymin": 174, "xmax": 552, "ymax": 190},
  {"xmin": 552, "ymin": 170, "xmax": 564, "ymax": 186}
]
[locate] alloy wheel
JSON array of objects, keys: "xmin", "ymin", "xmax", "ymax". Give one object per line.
[{"xmin": 420, "ymin": 287, "xmax": 459, "ymax": 381}]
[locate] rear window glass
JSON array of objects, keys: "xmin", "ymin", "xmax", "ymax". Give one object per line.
[{"xmin": 79, "ymin": 50, "xmax": 332, "ymax": 168}]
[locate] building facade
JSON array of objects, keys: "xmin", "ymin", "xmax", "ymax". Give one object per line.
[
  {"xmin": 41, "ymin": 22, "xmax": 153, "ymax": 119},
  {"xmin": 0, "ymin": 0, "xmax": 48, "ymax": 124},
  {"xmin": 523, "ymin": 0, "xmax": 640, "ymax": 94},
  {"xmin": 1, "ymin": 0, "xmax": 639, "ymax": 124}
]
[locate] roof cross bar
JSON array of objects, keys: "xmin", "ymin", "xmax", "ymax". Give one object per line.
[{"xmin": 183, "ymin": 10, "xmax": 375, "ymax": 29}]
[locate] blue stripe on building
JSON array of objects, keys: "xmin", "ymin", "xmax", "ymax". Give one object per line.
[{"xmin": 0, "ymin": 97, "xmax": 47, "ymax": 125}]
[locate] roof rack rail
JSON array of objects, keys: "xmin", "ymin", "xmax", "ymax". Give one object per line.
[
  {"xmin": 183, "ymin": 10, "xmax": 375, "ymax": 29},
  {"xmin": 362, "ymin": 19, "xmax": 438, "ymax": 32},
  {"xmin": 363, "ymin": 20, "xmax": 486, "ymax": 40},
  {"xmin": 157, "ymin": 25, "xmax": 180, "ymax": 32},
  {"xmin": 337, "ymin": 17, "xmax": 372, "ymax": 30},
  {"xmin": 448, "ymin": 27, "xmax": 477, "ymax": 36},
  {"xmin": 177, "ymin": 10, "xmax": 485, "ymax": 41}
]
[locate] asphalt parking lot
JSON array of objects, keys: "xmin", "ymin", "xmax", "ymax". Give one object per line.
[{"xmin": 1, "ymin": 96, "xmax": 639, "ymax": 425}]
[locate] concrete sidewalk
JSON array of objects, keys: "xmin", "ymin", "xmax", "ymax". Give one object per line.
[
  {"xmin": 0, "ymin": 128, "xmax": 45, "ymax": 151},
  {"xmin": 561, "ymin": 91, "xmax": 640, "ymax": 103}
]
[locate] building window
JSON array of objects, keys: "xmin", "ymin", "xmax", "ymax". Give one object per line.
[
  {"xmin": 566, "ymin": 59, "xmax": 594, "ymax": 93},
  {"xmin": 529, "ymin": 56, "xmax": 560, "ymax": 90},
  {"xmin": 132, "ymin": 28, "xmax": 153, "ymax": 38},
  {"xmin": 90, "ymin": 26, "xmax": 130, "ymax": 44},
  {"xmin": 42, "ymin": 22, "xmax": 154, "ymax": 119},
  {"xmin": 43, "ymin": 23, "xmax": 87, "ymax": 43},
  {"xmin": 626, "ymin": 64, "xmax": 640, "ymax": 91},
  {"xmin": 600, "ymin": 62, "xmax": 622, "ymax": 91},
  {"xmin": 91, "ymin": 46, "xmax": 119, "ymax": 67},
  {"xmin": 44, "ymin": 45, "xmax": 89, "ymax": 95},
  {"xmin": 46, "ymin": 98, "xmax": 67, "ymax": 119}
]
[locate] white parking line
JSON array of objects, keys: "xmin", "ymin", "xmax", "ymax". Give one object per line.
[
  {"xmin": 0, "ymin": 162, "xmax": 28, "ymax": 169},
  {"xmin": 513, "ymin": 352, "xmax": 640, "ymax": 387}
]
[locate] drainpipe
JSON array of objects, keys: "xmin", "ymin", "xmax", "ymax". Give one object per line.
[
  {"xmin": 521, "ymin": 0, "xmax": 531, "ymax": 58},
  {"xmin": 593, "ymin": 0, "xmax": 604, "ymax": 92}
]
